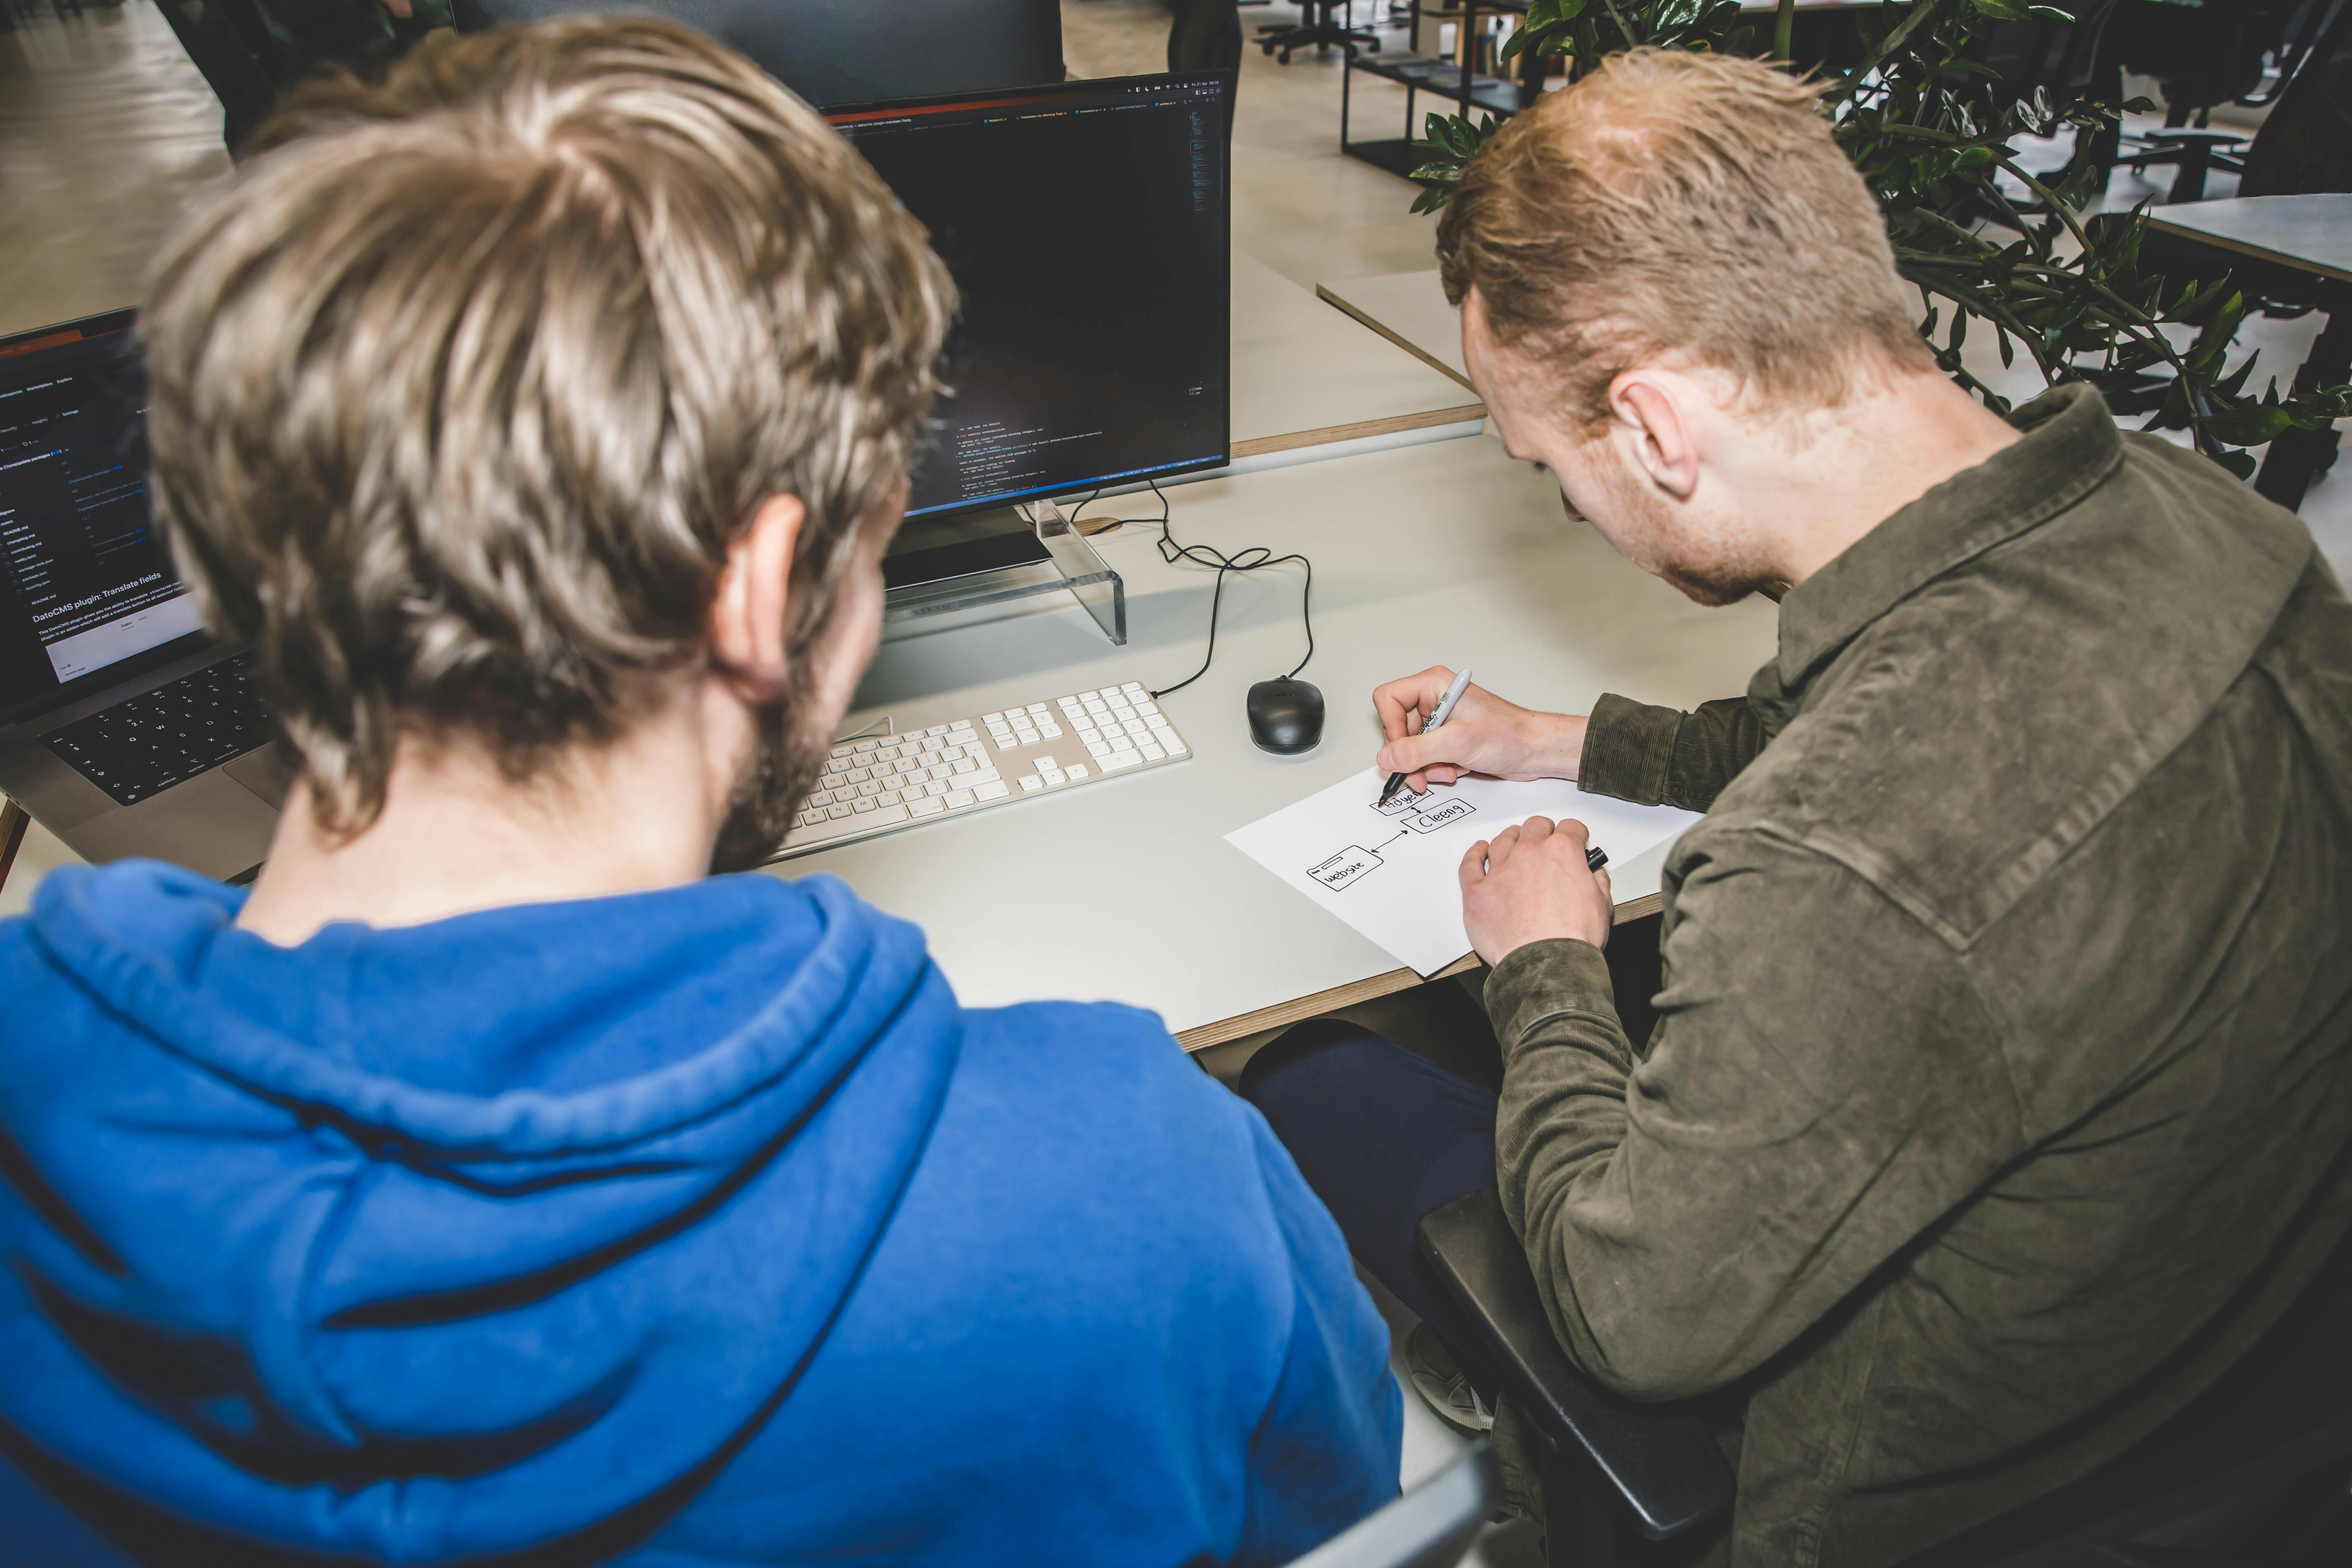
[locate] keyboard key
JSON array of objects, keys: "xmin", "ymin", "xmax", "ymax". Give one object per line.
[
  {"xmin": 969, "ymin": 767, "xmax": 1000, "ymax": 785},
  {"xmin": 878, "ymin": 789, "xmax": 902, "ymax": 805},
  {"xmin": 982, "ymin": 712, "xmax": 1004, "ymax": 724},
  {"xmin": 1018, "ymin": 775, "xmax": 1043, "ymax": 792},
  {"xmin": 827, "ymin": 802, "xmax": 853, "ymax": 818},
  {"xmin": 854, "ymin": 739, "xmax": 880, "ymax": 752},
  {"xmin": 1159, "ymin": 733, "xmax": 1187, "ymax": 755},
  {"xmin": 1101, "ymin": 751, "xmax": 1141, "ymax": 771},
  {"xmin": 1122, "ymin": 682, "xmax": 1145, "ymax": 695},
  {"xmin": 1140, "ymin": 742, "xmax": 1165, "ymax": 761},
  {"xmin": 1025, "ymin": 703, "xmax": 1048, "ymax": 715},
  {"xmin": 867, "ymin": 802, "xmax": 909, "ymax": 826},
  {"xmin": 945, "ymin": 788, "xmax": 976, "ymax": 808},
  {"xmin": 1033, "ymin": 755, "xmax": 1057, "ymax": 770},
  {"xmin": 1122, "ymin": 719, "xmax": 1149, "ymax": 739},
  {"xmin": 1040, "ymin": 768, "xmax": 1064, "ymax": 786},
  {"xmin": 1085, "ymin": 739, "xmax": 1110, "ymax": 759},
  {"xmin": 1066, "ymin": 763, "xmax": 1089, "ymax": 780},
  {"xmin": 853, "ymin": 797, "xmax": 876, "ymax": 813},
  {"xmin": 973, "ymin": 779, "xmax": 1010, "ymax": 802},
  {"xmin": 909, "ymin": 795, "xmax": 945, "ymax": 817},
  {"xmin": 925, "ymin": 779, "xmax": 950, "ymax": 797}
]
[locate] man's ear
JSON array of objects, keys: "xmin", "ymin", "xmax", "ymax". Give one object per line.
[
  {"xmin": 1610, "ymin": 373, "xmax": 1701, "ymax": 503},
  {"xmin": 709, "ymin": 495, "xmax": 806, "ymax": 697}
]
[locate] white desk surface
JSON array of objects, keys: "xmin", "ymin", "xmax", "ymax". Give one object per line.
[
  {"xmin": 1233, "ymin": 256, "xmax": 1484, "ymax": 457},
  {"xmin": 1315, "ymin": 270, "xmax": 1470, "ymax": 390},
  {"xmin": 777, "ymin": 431, "xmax": 1780, "ymax": 1048},
  {"xmin": 2147, "ymin": 195, "xmax": 2352, "ymax": 286}
]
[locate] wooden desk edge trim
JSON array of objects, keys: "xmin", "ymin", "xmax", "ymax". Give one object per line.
[
  {"xmin": 1232, "ymin": 403, "xmax": 1486, "ymax": 461},
  {"xmin": 2143, "ymin": 216, "xmax": 2352, "ymax": 287},
  {"xmin": 1313, "ymin": 283, "xmax": 1478, "ymax": 392},
  {"xmin": 1177, "ymin": 890, "xmax": 1666, "ymax": 1052}
]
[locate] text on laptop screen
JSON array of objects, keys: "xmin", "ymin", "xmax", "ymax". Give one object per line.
[{"xmin": 0, "ymin": 317, "xmax": 205, "ymax": 726}]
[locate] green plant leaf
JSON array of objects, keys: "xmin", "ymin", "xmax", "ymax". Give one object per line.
[{"xmin": 1971, "ymin": 0, "xmax": 2028, "ymax": 21}]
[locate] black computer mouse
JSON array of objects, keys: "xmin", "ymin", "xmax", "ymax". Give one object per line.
[{"xmin": 1247, "ymin": 678, "xmax": 1325, "ymax": 755}]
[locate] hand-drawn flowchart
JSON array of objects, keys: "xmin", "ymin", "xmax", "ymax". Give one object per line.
[
  {"xmin": 1227, "ymin": 766, "xmax": 1706, "ymax": 976},
  {"xmin": 1307, "ymin": 785, "xmax": 1483, "ymax": 891}
]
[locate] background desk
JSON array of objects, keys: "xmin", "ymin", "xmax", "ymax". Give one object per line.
[
  {"xmin": 2147, "ymin": 195, "xmax": 2350, "ymax": 511},
  {"xmin": 1316, "ymin": 268, "xmax": 1467, "ymax": 390},
  {"xmin": 1233, "ymin": 255, "xmax": 1483, "ymax": 463},
  {"xmin": 785, "ymin": 430, "xmax": 1779, "ymax": 1049}
]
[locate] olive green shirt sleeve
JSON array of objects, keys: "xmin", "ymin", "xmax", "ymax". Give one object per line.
[
  {"xmin": 1577, "ymin": 694, "xmax": 1767, "ymax": 813},
  {"xmin": 1484, "ymin": 830, "xmax": 2021, "ymax": 1401}
]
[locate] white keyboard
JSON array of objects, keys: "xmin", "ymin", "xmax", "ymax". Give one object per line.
[{"xmin": 774, "ymin": 679, "xmax": 1192, "ymax": 858}]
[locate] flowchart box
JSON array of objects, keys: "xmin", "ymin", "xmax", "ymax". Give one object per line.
[{"xmin": 1307, "ymin": 845, "xmax": 1384, "ymax": 891}]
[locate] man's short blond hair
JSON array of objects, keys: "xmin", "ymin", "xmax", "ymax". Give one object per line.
[
  {"xmin": 1436, "ymin": 48, "xmax": 1932, "ymax": 427},
  {"xmin": 142, "ymin": 19, "xmax": 953, "ymax": 832}
]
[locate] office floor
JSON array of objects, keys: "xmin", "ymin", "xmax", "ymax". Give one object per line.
[{"xmin": 0, "ymin": 10, "xmax": 2345, "ymax": 1554}]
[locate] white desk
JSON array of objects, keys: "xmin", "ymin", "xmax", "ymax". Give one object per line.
[
  {"xmin": 785, "ymin": 431, "xmax": 1780, "ymax": 1049},
  {"xmin": 1315, "ymin": 270, "xmax": 1468, "ymax": 390},
  {"xmin": 1232, "ymin": 256, "xmax": 1484, "ymax": 462}
]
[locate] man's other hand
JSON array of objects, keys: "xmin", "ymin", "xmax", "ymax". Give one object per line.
[
  {"xmin": 1460, "ymin": 816, "xmax": 1613, "ymax": 965},
  {"xmin": 1373, "ymin": 667, "xmax": 1586, "ymax": 792}
]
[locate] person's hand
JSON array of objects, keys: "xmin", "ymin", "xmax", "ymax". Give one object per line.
[
  {"xmin": 1373, "ymin": 666, "xmax": 1586, "ymax": 792},
  {"xmin": 1460, "ymin": 816, "xmax": 1613, "ymax": 965}
]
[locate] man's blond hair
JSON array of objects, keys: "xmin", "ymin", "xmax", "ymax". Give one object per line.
[
  {"xmin": 1436, "ymin": 48, "xmax": 1932, "ymax": 427},
  {"xmin": 142, "ymin": 19, "xmax": 954, "ymax": 833}
]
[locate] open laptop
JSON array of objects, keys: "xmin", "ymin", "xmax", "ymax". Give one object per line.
[{"xmin": 0, "ymin": 310, "xmax": 287, "ymax": 882}]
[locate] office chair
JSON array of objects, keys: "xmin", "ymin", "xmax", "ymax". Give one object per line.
[
  {"xmin": 1169, "ymin": 0, "xmax": 1243, "ymax": 75},
  {"xmin": 1416, "ymin": 1187, "xmax": 2352, "ymax": 1566},
  {"xmin": 2112, "ymin": 0, "xmax": 2347, "ymax": 200},
  {"xmin": 1286, "ymin": 1443, "xmax": 1499, "ymax": 1568},
  {"xmin": 1257, "ymin": 0, "xmax": 1378, "ymax": 63},
  {"xmin": 2109, "ymin": 0, "xmax": 2342, "ymax": 200},
  {"xmin": 151, "ymin": 0, "xmax": 282, "ymax": 154}
]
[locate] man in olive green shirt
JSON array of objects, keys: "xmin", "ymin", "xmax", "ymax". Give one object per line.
[{"xmin": 1241, "ymin": 48, "xmax": 2352, "ymax": 1568}]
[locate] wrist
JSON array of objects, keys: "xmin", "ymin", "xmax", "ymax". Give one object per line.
[{"xmin": 1528, "ymin": 711, "xmax": 1588, "ymax": 780}]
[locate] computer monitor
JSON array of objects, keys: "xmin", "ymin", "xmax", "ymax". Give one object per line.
[
  {"xmin": 827, "ymin": 73, "xmax": 1232, "ymax": 524},
  {"xmin": 0, "ymin": 311, "xmax": 213, "ymax": 734},
  {"xmin": 450, "ymin": 0, "xmax": 1064, "ymax": 109}
]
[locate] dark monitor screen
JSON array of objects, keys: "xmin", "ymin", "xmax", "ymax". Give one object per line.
[
  {"xmin": 0, "ymin": 313, "xmax": 212, "ymax": 733},
  {"xmin": 451, "ymin": 0, "xmax": 1063, "ymax": 108},
  {"xmin": 829, "ymin": 74, "xmax": 1231, "ymax": 519}
]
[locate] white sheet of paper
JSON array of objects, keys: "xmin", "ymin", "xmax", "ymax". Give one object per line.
[{"xmin": 1225, "ymin": 768, "xmax": 1702, "ymax": 976}]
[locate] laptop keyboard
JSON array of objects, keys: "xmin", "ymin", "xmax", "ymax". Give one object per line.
[{"xmin": 42, "ymin": 653, "xmax": 274, "ymax": 807}]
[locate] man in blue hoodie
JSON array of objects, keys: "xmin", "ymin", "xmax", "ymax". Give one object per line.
[{"xmin": 0, "ymin": 19, "xmax": 1401, "ymax": 1566}]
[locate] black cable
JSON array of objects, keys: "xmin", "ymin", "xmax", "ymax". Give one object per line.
[{"xmin": 1095, "ymin": 480, "xmax": 1312, "ymax": 700}]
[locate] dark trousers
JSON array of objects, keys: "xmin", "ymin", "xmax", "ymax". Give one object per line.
[
  {"xmin": 1240, "ymin": 1018, "xmax": 1501, "ymax": 1357},
  {"xmin": 1237, "ymin": 918, "xmax": 1665, "ymax": 1365}
]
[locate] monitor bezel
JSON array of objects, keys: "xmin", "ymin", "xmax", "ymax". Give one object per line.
[
  {"xmin": 825, "ymin": 70, "xmax": 1236, "ymax": 522},
  {"xmin": 0, "ymin": 308, "xmax": 234, "ymax": 739}
]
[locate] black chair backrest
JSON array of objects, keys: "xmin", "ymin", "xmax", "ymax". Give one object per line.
[
  {"xmin": 1169, "ymin": 0, "xmax": 1243, "ymax": 75},
  {"xmin": 151, "ymin": 0, "xmax": 280, "ymax": 152},
  {"xmin": 1167, "ymin": 0, "xmax": 1241, "ymax": 133},
  {"xmin": 2241, "ymin": 0, "xmax": 2352, "ymax": 194}
]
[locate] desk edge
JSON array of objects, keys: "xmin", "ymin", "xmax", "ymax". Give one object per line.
[
  {"xmin": 2144, "ymin": 215, "xmax": 2352, "ymax": 287},
  {"xmin": 1176, "ymin": 890, "xmax": 1666, "ymax": 1051},
  {"xmin": 1313, "ymin": 282, "xmax": 1478, "ymax": 392},
  {"xmin": 1234, "ymin": 401, "xmax": 1486, "ymax": 460}
]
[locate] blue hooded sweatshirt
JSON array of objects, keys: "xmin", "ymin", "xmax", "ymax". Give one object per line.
[{"xmin": 0, "ymin": 862, "xmax": 1400, "ymax": 1566}]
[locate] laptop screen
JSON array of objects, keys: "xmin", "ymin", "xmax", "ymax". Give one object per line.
[{"xmin": 0, "ymin": 312, "xmax": 213, "ymax": 732}]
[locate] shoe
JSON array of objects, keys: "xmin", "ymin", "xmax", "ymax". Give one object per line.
[{"xmin": 1405, "ymin": 1321, "xmax": 1494, "ymax": 1436}]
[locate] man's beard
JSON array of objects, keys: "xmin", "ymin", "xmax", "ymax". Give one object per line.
[{"xmin": 708, "ymin": 670, "xmax": 831, "ymax": 875}]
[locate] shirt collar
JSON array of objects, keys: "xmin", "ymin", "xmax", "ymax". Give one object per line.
[{"xmin": 1769, "ymin": 383, "xmax": 2124, "ymax": 696}]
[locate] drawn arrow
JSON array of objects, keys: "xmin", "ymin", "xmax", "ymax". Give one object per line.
[{"xmin": 1370, "ymin": 829, "xmax": 1408, "ymax": 851}]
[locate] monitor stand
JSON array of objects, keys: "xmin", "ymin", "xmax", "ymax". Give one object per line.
[{"xmin": 881, "ymin": 498, "xmax": 1126, "ymax": 645}]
